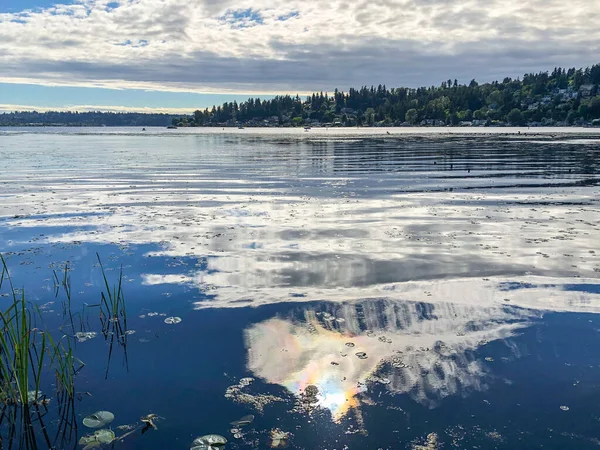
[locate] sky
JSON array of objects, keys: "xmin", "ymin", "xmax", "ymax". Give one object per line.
[{"xmin": 0, "ymin": 0, "xmax": 599, "ymax": 113}]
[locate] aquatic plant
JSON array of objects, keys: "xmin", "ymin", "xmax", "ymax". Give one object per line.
[
  {"xmin": 191, "ymin": 434, "xmax": 227, "ymax": 450},
  {"xmin": 0, "ymin": 254, "xmax": 83, "ymax": 449},
  {"xmin": 95, "ymin": 253, "xmax": 130, "ymax": 379},
  {"xmin": 82, "ymin": 410, "xmax": 114, "ymax": 428}
]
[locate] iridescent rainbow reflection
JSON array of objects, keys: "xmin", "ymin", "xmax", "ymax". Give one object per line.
[
  {"xmin": 254, "ymin": 317, "xmax": 366, "ymax": 420},
  {"xmin": 245, "ymin": 299, "xmax": 534, "ymax": 420}
]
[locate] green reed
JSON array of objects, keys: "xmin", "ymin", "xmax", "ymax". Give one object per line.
[
  {"xmin": 0, "ymin": 255, "xmax": 82, "ymax": 449},
  {"xmin": 96, "ymin": 253, "xmax": 129, "ymax": 379}
]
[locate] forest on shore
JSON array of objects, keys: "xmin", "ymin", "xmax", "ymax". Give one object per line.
[{"xmin": 2, "ymin": 64, "xmax": 599, "ymax": 127}]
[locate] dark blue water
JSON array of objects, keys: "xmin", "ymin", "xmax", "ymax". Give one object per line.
[{"xmin": 1, "ymin": 128, "xmax": 600, "ymax": 449}]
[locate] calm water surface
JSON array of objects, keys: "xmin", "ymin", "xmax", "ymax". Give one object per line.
[{"xmin": 1, "ymin": 128, "xmax": 600, "ymax": 449}]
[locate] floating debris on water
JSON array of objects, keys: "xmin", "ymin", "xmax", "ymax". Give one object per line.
[
  {"xmin": 82, "ymin": 411, "xmax": 115, "ymax": 428},
  {"xmin": 190, "ymin": 434, "xmax": 227, "ymax": 450},
  {"xmin": 411, "ymin": 432, "xmax": 441, "ymax": 450},
  {"xmin": 270, "ymin": 428, "xmax": 291, "ymax": 448},
  {"xmin": 25, "ymin": 390, "xmax": 43, "ymax": 404},
  {"xmin": 298, "ymin": 384, "xmax": 319, "ymax": 408},
  {"xmin": 230, "ymin": 414, "xmax": 254, "ymax": 427},
  {"xmin": 164, "ymin": 316, "xmax": 182, "ymax": 324},
  {"xmin": 368, "ymin": 375, "xmax": 391, "ymax": 385},
  {"xmin": 141, "ymin": 413, "xmax": 160, "ymax": 430},
  {"xmin": 225, "ymin": 378, "xmax": 284, "ymax": 413},
  {"xmin": 239, "ymin": 377, "xmax": 254, "ymax": 387},
  {"xmin": 75, "ymin": 331, "xmax": 97, "ymax": 342}
]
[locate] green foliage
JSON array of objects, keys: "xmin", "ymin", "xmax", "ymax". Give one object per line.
[
  {"xmin": 0, "ymin": 111, "xmax": 176, "ymax": 127},
  {"xmin": 405, "ymin": 108, "xmax": 418, "ymax": 125},
  {"xmin": 0, "ymin": 255, "xmax": 82, "ymax": 448},
  {"xmin": 175, "ymin": 63, "xmax": 600, "ymax": 127},
  {"xmin": 2, "ymin": 63, "xmax": 599, "ymax": 127},
  {"xmin": 507, "ymin": 108, "xmax": 525, "ymax": 125}
]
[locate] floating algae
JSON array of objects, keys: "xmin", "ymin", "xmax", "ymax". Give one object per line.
[
  {"xmin": 225, "ymin": 378, "xmax": 284, "ymax": 413},
  {"xmin": 83, "ymin": 411, "xmax": 115, "ymax": 428}
]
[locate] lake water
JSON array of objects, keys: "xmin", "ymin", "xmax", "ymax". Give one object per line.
[{"xmin": 1, "ymin": 127, "xmax": 600, "ymax": 449}]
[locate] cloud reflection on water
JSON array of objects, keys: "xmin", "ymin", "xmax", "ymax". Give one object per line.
[{"xmin": 245, "ymin": 298, "xmax": 532, "ymax": 420}]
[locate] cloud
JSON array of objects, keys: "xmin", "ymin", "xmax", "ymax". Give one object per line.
[
  {"xmin": 0, "ymin": 0, "xmax": 598, "ymax": 92},
  {"xmin": 0, "ymin": 103, "xmax": 195, "ymax": 113}
]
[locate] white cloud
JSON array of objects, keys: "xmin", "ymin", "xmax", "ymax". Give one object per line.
[
  {"xmin": 0, "ymin": 0, "xmax": 598, "ymax": 92},
  {"xmin": 0, "ymin": 103, "xmax": 195, "ymax": 113}
]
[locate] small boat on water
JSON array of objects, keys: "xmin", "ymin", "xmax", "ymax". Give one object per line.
[
  {"xmin": 166, "ymin": 125, "xmax": 177, "ymax": 129},
  {"xmin": 304, "ymin": 126, "xmax": 311, "ymax": 131},
  {"xmin": 238, "ymin": 126, "xmax": 245, "ymax": 129}
]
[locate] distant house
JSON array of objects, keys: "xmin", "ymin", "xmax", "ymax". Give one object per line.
[{"xmin": 580, "ymin": 84, "xmax": 594, "ymax": 97}]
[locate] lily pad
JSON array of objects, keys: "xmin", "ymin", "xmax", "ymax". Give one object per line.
[
  {"xmin": 191, "ymin": 434, "xmax": 227, "ymax": 450},
  {"xmin": 95, "ymin": 429, "xmax": 116, "ymax": 444},
  {"xmin": 164, "ymin": 316, "xmax": 182, "ymax": 324},
  {"xmin": 230, "ymin": 414, "xmax": 254, "ymax": 427},
  {"xmin": 78, "ymin": 429, "xmax": 115, "ymax": 447},
  {"xmin": 83, "ymin": 411, "xmax": 115, "ymax": 428}
]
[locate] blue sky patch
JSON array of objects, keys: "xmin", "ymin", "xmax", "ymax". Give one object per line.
[
  {"xmin": 0, "ymin": 0, "xmax": 68, "ymax": 13},
  {"xmin": 277, "ymin": 11, "xmax": 299, "ymax": 21},
  {"xmin": 220, "ymin": 8, "xmax": 263, "ymax": 29},
  {"xmin": 0, "ymin": 83, "xmax": 275, "ymax": 112}
]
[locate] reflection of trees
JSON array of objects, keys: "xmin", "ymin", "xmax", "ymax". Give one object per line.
[{"xmin": 245, "ymin": 299, "xmax": 533, "ymax": 419}]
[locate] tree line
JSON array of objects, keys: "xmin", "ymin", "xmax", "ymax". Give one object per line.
[
  {"xmin": 178, "ymin": 64, "xmax": 600, "ymax": 127},
  {"xmin": 0, "ymin": 111, "xmax": 176, "ymax": 127},
  {"xmin": 1, "ymin": 64, "xmax": 599, "ymax": 127}
]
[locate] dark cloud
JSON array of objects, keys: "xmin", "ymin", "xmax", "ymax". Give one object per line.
[{"xmin": 3, "ymin": 34, "xmax": 598, "ymax": 93}]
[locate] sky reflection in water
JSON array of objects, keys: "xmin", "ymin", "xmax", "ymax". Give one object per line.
[{"xmin": 0, "ymin": 128, "xmax": 600, "ymax": 448}]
